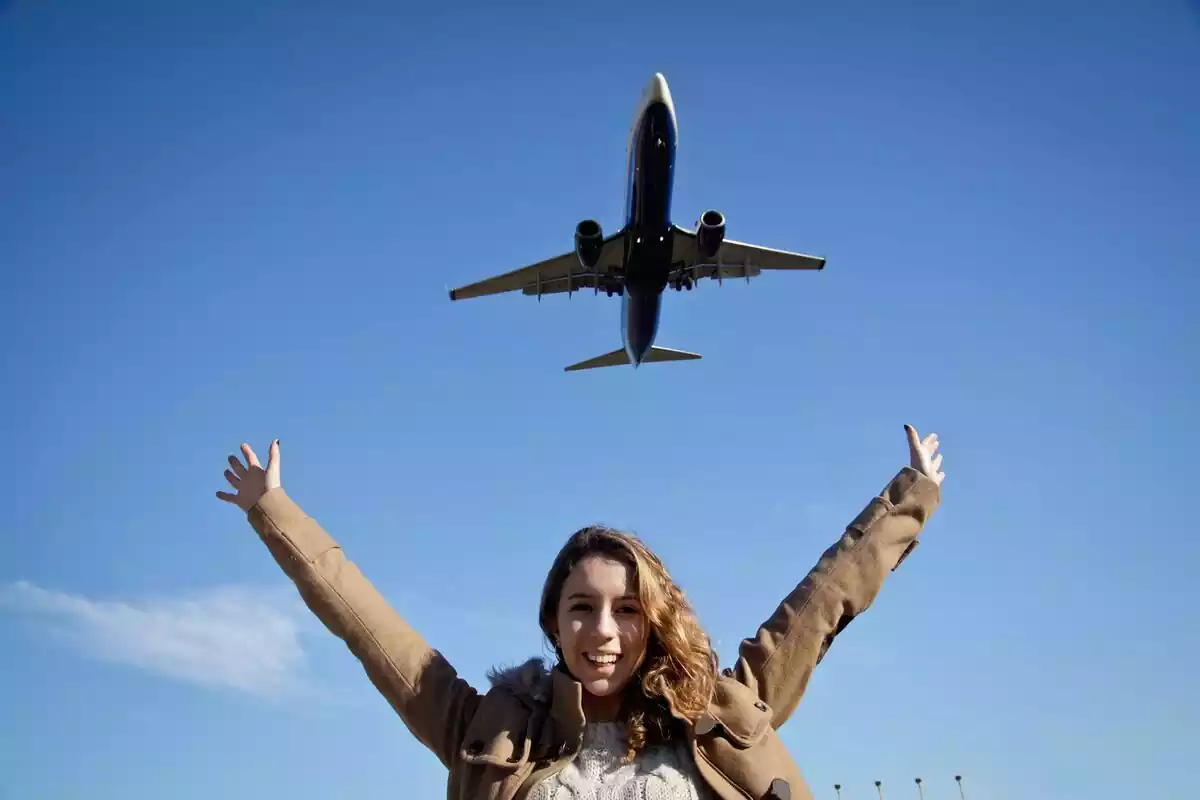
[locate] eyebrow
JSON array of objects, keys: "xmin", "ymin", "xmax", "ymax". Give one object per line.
[{"xmin": 566, "ymin": 592, "xmax": 638, "ymax": 601}]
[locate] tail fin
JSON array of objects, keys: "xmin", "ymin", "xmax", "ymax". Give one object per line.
[{"xmin": 564, "ymin": 345, "xmax": 702, "ymax": 372}]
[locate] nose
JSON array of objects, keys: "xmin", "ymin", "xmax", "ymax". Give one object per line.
[
  {"xmin": 645, "ymin": 73, "xmax": 669, "ymax": 104},
  {"xmin": 595, "ymin": 608, "xmax": 619, "ymax": 638}
]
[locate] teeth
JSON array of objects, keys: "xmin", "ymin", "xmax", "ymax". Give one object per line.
[{"xmin": 587, "ymin": 654, "xmax": 620, "ymax": 664}]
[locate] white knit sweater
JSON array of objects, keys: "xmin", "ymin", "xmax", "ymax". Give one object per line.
[{"xmin": 526, "ymin": 721, "xmax": 715, "ymax": 800}]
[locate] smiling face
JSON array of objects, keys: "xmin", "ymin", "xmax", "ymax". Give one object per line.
[
  {"xmin": 539, "ymin": 526, "xmax": 717, "ymax": 735},
  {"xmin": 553, "ymin": 554, "xmax": 648, "ymax": 716}
]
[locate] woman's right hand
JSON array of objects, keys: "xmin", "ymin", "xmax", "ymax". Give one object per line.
[
  {"xmin": 904, "ymin": 424, "xmax": 945, "ymax": 485},
  {"xmin": 216, "ymin": 440, "xmax": 281, "ymax": 512}
]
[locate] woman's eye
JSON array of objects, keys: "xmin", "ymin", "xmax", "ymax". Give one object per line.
[{"xmin": 569, "ymin": 603, "xmax": 591, "ymax": 613}]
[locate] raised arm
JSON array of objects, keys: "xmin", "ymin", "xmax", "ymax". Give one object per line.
[
  {"xmin": 724, "ymin": 425, "xmax": 944, "ymax": 728},
  {"xmin": 216, "ymin": 440, "xmax": 480, "ymax": 768}
]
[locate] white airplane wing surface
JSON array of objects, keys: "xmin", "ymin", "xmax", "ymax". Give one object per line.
[
  {"xmin": 449, "ymin": 232, "xmax": 626, "ymax": 301},
  {"xmin": 669, "ymin": 225, "xmax": 825, "ymax": 283}
]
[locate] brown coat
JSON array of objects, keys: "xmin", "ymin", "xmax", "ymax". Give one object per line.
[{"xmin": 245, "ymin": 466, "xmax": 940, "ymax": 800}]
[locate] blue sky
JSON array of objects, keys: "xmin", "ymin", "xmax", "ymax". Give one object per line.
[{"xmin": 1, "ymin": 1, "xmax": 1197, "ymax": 798}]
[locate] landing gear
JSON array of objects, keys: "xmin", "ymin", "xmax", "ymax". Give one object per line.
[{"xmin": 670, "ymin": 275, "xmax": 693, "ymax": 292}]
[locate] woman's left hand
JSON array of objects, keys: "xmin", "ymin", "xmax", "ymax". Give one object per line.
[
  {"xmin": 216, "ymin": 440, "xmax": 281, "ymax": 512},
  {"xmin": 904, "ymin": 424, "xmax": 944, "ymax": 485}
]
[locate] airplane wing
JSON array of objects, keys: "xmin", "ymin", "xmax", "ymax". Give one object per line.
[
  {"xmin": 669, "ymin": 225, "xmax": 825, "ymax": 283},
  {"xmin": 448, "ymin": 232, "xmax": 626, "ymax": 301}
]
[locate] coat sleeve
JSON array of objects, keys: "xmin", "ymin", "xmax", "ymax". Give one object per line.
[
  {"xmin": 725, "ymin": 466, "xmax": 940, "ymax": 728},
  {"xmin": 246, "ymin": 488, "xmax": 481, "ymax": 768}
]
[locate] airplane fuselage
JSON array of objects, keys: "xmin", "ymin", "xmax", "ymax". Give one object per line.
[{"xmin": 620, "ymin": 74, "xmax": 678, "ymax": 367}]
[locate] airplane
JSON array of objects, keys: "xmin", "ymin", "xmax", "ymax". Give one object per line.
[{"xmin": 447, "ymin": 72, "xmax": 826, "ymax": 372}]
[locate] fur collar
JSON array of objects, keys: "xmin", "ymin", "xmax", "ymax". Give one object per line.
[{"xmin": 486, "ymin": 656, "xmax": 556, "ymax": 709}]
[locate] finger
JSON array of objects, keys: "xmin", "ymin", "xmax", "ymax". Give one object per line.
[
  {"xmin": 241, "ymin": 443, "xmax": 261, "ymax": 469},
  {"xmin": 922, "ymin": 433, "xmax": 939, "ymax": 454},
  {"xmin": 267, "ymin": 439, "xmax": 279, "ymax": 470},
  {"xmin": 931, "ymin": 453, "xmax": 943, "ymax": 472},
  {"xmin": 905, "ymin": 424, "xmax": 920, "ymax": 451},
  {"xmin": 228, "ymin": 454, "xmax": 247, "ymax": 476},
  {"xmin": 215, "ymin": 490, "xmax": 238, "ymax": 503},
  {"xmin": 224, "ymin": 469, "xmax": 240, "ymax": 488}
]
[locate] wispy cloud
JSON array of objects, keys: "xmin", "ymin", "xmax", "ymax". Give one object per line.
[{"xmin": 0, "ymin": 580, "xmax": 309, "ymax": 698}]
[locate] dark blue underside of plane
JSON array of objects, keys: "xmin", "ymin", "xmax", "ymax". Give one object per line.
[{"xmin": 620, "ymin": 101, "xmax": 676, "ymax": 366}]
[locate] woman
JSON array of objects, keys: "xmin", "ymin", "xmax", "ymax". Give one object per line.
[{"xmin": 216, "ymin": 425, "xmax": 944, "ymax": 800}]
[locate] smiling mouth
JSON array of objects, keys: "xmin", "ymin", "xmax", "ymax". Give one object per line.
[{"xmin": 585, "ymin": 653, "xmax": 622, "ymax": 666}]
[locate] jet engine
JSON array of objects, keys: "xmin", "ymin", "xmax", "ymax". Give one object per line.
[
  {"xmin": 574, "ymin": 219, "xmax": 604, "ymax": 269},
  {"xmin": 696, "ymin": 210, "xmax": 726, "ymax": 258}
]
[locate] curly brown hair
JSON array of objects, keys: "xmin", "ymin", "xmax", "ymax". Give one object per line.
[{"xmin": 538, "ymin": 525, "xmax": 718, "ymax": 761}]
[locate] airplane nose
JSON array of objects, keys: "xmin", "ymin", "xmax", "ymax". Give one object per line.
[{"xmin": 646, "ymin": 73, "xmax": 670, "ymax": 104}]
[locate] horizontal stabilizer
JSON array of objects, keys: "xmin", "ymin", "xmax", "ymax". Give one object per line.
[
  {"xmin": 643, "ymin": 346, "xmax": 702, "ymax": 365},
  {"xmin": 564, "ymin": 345, "xmax": 702, "ymax": 372}
]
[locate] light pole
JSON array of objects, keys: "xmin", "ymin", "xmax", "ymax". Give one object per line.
[
  {"xmin": 914, "ymin": 777, "xmax": 924, "ymax": 800},
  {"xmin": 955, "ymin": 774, "xmax": 967, "ymax": 800},
  {"xmin": 875, "ymin": 780, "xmax": 883, "ymax": 800},
  {"xmin": 834, "ymin": 784, "xmax": 842, "ymax": 800}
]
